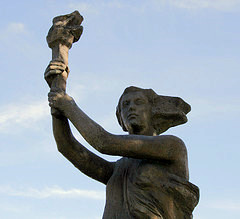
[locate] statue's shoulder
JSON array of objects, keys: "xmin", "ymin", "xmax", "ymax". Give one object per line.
[{"xmin": 156, "ymin": 134, "xmax": 187, "ymax": 150}]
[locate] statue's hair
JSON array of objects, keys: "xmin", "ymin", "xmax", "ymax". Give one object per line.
[{"xmin": 116, "ymin": 86, "xmax": 191, "ymax": 135}]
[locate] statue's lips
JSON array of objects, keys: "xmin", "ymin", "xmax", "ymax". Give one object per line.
[{"xmin": 127, "ymin": 113, "xmax": 138, "ymax": 119}]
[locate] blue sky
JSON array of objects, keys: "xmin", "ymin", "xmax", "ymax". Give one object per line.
[{"xmin": 1, "ymin": 0, "xmax": 240, "ymax": 218}]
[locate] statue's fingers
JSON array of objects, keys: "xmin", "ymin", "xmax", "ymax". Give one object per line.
[
  {"xmin": 49, "ymin": 61, "xmax": 66, "ymax": 67},
  {"xmin": 48, "ymin": 69, "xmax": 64, "ymax": 74},
  {"xmin": 47, "ymin": 64, "xmax": 65, "ymax": 69},
  {"xmin": 48, "ymin": 96, "xmax": 58, "ymax": 107},
  {"xmin": 44, "ymin": 70, "xmax": 63, "ymax": 79},
  {"xmin": 45, "ymin": 70, "xmax": 63, "ymax": 78},
  {"xmin": 45, "ymin": 63, "xmax": 65, "ymax": 73},
  {"xmin": 44, "ymin": 66, "xmax": 59, "ymax": 76},
  {"xmin": 48, "ymin": 91, "xmax": 58, "ymax": 98},
  {"xmin": 45, "ymin": 67, "xmax": 65, "ymax": 76},
  {"xmin": 48, "ymin": 92, "xmax": 58, "ymax": 99},
  {"xmin": 48, "ymin": 93, "xmax": 55, "ymax": 99},
  {"xmin": 45, "ymin": 62, "xmax": 60, "ymax": 70},
  {"xmin": 47, "ymin": 64, "xmax": 65, "ymax": 71},
  {"xmin": 50, "ymin": 59, "xmax": 65, "ymax": 66},
  {"xmin": 49, "ymin": 102, "xmax": 54, "ymax": 107}
]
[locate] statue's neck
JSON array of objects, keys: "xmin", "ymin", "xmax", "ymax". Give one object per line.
[{"xmin": 129, "ymin": 126, "xmax": 156, "ymax": 136}]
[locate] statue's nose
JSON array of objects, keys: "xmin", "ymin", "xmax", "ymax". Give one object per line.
[{"xmin": 129, "ymin": 103, "xmax": 136, "ymax": 111}]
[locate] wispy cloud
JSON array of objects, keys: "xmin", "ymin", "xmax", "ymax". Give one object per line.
[
  {"xmin": 205, "ymin": 199, "xmax": 240, "ymax": 211},
  {"xmin": 0, "ymin": 100, "xmax": 48, "ymax": 131},
  {"xmin": 0, "ymin": 185, "xmax": 105, "ymax": 200},
  {"xmin": 6, "ymin": 22, "xmax": 26, "ymax": 33},
  {"xmin": 0, "ymin": 21, "xmax": 44, "ymax": 61},
  {"xmin": 0, "ymin": 22, "xmax": 28, "ymax": 40}
]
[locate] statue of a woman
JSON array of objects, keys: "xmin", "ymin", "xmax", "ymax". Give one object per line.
[{"xmin": 46, "ymin": 63, "xmax": 199, "ymax": 218}]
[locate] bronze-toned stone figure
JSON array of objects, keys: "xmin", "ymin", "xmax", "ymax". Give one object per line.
[{"xmin": 45, "ymin": 11, "xmax": 199, "ymax": 219}]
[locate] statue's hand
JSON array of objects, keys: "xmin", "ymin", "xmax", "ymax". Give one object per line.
[
  {"xmin": 44, "ymin": 60, "xmax": 69, "ymax": 87},
  {"xmin": 48, "ymin": 89, "xmax": 74, "ymax": 115}
]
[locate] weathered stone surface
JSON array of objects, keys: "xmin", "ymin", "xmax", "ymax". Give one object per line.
[
  {"xmin": 46, "ymin": 10, "xmax": 83, "ymax": 49},
  {"xmin": 45, "ymin": 11, "xmax": 199, "ymax": 219},
  {"xmin": 45, "ymin": 11, "xmax": 83, "ymax": 117}
]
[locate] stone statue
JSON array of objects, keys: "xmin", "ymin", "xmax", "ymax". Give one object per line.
[{"xmin": 45, "ymin": 11, "xmax": 199, "ymax": 219}]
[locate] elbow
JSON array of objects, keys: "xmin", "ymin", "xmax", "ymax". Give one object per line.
[
  {"xmin": 89, "ymin": 131, "xmax": 114, "ymax": 155},
  {"xmin": 56, "ymin": 141, "xmax": 67, "ymax": 155},
  {"xmin": 164, "ymin": 135, "xmax": 187, "ymax": 161},
  {"xmin": 171, "ymin": 136, "xmax": 188, "ymax": 161}
]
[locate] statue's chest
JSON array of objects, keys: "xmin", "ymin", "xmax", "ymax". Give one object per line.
[
  {"xmin": 130, "ymin": 159, "xmax": 172, "ymax": 188},
  {"xmin": 109, "ymin": 158, "xmax": 172, "ymax": 192}
]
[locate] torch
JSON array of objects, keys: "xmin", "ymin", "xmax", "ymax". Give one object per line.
[{"xmin": 45, "ymin": 10, "xmax": 83, "ymax": 117}]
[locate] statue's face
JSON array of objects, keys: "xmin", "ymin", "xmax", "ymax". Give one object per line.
[{"xmin": 120, "ymin": 91, "xmax": 153, "ymax": 135}]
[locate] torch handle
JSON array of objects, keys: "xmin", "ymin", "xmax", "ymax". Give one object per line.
[{"xmin": 50, "ymin": 44, "xmax": 69, "ymax": 117}]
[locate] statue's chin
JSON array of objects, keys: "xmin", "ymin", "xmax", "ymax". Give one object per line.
[{"xmin": 130, "ymin": 124, "xmax": 144, "ymax": 135}]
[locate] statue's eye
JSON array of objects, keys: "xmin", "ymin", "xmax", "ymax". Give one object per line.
[
  {"xmin": 135, "ymin": 99, "xmax": 145, "ymax": 105},
  {"xmin": 122, "ymin": 101, "xmax": 129, "ymax": 107}
]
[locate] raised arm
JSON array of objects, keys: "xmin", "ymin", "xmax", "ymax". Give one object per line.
[
  {"xmin": 48, "ymin": 92, "xmax": 188, "ymax": 165},
  {"xmin": 51, "ymin": 114, "xmax": 115, "ymax": 185}
]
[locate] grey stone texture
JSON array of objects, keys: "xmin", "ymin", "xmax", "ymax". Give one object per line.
[{"xmin": 45, "ymin": 11, "xmax": 199, "ymax": 219}]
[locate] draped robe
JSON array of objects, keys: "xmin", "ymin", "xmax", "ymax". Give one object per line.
[{"xmin": 103, "ymin": 157, "xmax": 199, "ymax": 219}]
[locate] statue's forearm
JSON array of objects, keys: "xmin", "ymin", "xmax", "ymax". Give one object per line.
[
  {"xmin": 52, "ymin": 115, "xmax": 75, "ymax": 151},
  {"xmin": 52, "ymin": 114, "xmax": 114, "ymax": 184},
  {"xmin": 62, "ymin": 99, "xmax": 111, "ymax": 150}
]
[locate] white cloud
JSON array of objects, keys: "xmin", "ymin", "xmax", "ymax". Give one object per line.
[
  {"xmin": 0, "ymin": 100, "xmax": 48, "ymax": 131},
  {"xmin": 0, "ymin": 22, "xmax": 28, "ymax": 40},
  {"xmin": 0, "ymin": 185, "xmax": 105, "ymax": 200},
  {"xmin": 205, "ymin": 200, "xmax": 240, "ymax": 211},
  {"xmin": 6, "ymin": 22, "xmax": 26, "ymax": 33},
  {"xmin": 0, "ymin": 21, "xmax": 43, "ymax": 61}
]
